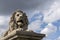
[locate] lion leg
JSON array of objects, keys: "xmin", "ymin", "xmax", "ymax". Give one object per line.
[{"xmin": 3, "ymin": 30, "xmax": 8, "ymax": 37}]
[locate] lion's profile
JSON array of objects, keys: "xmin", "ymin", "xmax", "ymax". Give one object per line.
[{"xmin": 4, "ymin": 9, "xmax": 29, "ymax": 36}]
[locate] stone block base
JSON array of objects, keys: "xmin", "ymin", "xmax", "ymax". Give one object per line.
[{"xmin": 1, "ymin": 29, "xmax": 45, "ymax": 40}]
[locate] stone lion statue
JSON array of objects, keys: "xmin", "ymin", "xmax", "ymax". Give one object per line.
[{"xmin": 3, "ymin": 9, "xmax": 29, "ymax": 36}]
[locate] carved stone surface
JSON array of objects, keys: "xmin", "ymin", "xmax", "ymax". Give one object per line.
[
  {"xmin": 1, "ymin": 29, "xmax": 45, "ymax": 40},
  {"xmin": 1, "ymin": 10, "xmax": 45, "ymax": 40}
]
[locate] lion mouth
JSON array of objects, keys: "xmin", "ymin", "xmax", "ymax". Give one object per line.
[
  {"xmin": 17, "ymin": 20, "xmax": 24, "ymax": 26},
  {"xmin": 17, "ymin": 20, "xmax": 23, "ymax": 23},
  {"xmin": 17, "ymin": 20, "xmax": 24, "ymax": 28}
]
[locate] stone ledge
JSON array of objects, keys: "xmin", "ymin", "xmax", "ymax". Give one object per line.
[{"xmin": 1, "ymin": 29, "xmax": 45, "ymax": 40}]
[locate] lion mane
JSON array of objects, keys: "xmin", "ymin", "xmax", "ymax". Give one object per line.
[{"xmin": 3, "ymin": 10, "xmax": 29, "ymax": 36}]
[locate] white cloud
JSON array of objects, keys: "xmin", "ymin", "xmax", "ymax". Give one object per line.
[
  {"xmin": 28, "ymin": 10, "xmax": 40, "ymax": 19},
  {"xmin": 0, "ymin": 16, "xmax": 9, "ymax": 36},
  {"xmin": 43, "ymin": 38, "xmax": 53, "ymax": 40},
  {"xmin": 57, "ymin": 36, "xmax": 60, "ymax": 40},
  {"xmin": 28, "ymin": 1, "xmax": 60, "ymax": 39},
  {"xmin": 28, "ymin": 20, "xmax": 42, "ymax": 32},
  {"xmin": 0, "ymin": 16, "xmax": 6, "ymax": 25},
  {"xmin": 40, "ymin": 23, "xmax": 57, "ymax": 36},
  {"xmin": 28, "ymin": 0, "xmax": 59, "ymax": 37},
  {"xmin": 43, "ymin": 2, "xmax": 60, "ymax": 23},
  {"xmin": 0, "ymin": 16, "xmax": 9, "ymax": 25},
  {"xmin": 28, "ymin": 0, "xmax": 60, "ymax": 23}
]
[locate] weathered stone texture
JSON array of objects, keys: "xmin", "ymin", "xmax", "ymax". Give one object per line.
[{"xmin": 1, "ymin": 29, "xmax": 45, "ymax": 40}]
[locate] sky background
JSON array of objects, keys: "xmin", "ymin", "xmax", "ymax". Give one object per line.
[{"xmin": 0, "ymin": 0, "xmax": 60, "ymax": 40}]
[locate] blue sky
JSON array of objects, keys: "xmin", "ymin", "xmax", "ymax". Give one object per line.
[{"xmin": 0, "ymin": 0, "xmax": 60, "ymax": 40}]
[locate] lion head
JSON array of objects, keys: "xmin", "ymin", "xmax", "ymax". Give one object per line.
[{"xmin": 9, "ymin": 9, "xmax": 29, "ymax": 32}]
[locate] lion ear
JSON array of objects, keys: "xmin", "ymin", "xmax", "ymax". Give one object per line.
[
  {"xmin": 11, "ymin": 12, "xmax": 16, "ymax": 21},
  {"xmin": 10, "ymin": 16, "xmax": 14, "ymax": 21},
  {"xmin": 23, "ymin": 13, "xmax": 26, "ymax": 16},
  {"xmin": 23, "ymin": 13, "xmax": 29, "ymax": 25}
]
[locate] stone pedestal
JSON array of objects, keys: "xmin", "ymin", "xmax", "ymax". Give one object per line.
[{"xmin": 1, "ymin": 29, "xmax": 45, "ymax": 40}]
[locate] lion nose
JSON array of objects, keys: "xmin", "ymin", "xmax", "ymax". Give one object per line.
[
  {"xmin": 19, "ymin": 15, "xmax": 23, "ymax": 19},
  {"xmin": 20, "ymin": 16, "xmax": 23, "ymax": 18},
  {"xmin": 20, "ymin": 14, "xmax": 23, "ymax": 16}
]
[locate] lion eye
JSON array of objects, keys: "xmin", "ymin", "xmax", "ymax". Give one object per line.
[{"xmin": 17, "ymin": 14, "xmax": 19, "ymax": 16}]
